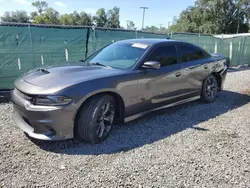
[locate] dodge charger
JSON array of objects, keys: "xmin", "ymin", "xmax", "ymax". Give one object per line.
[{"xmin": 11, "ymin": 39, "xmax": 228, "ymax": 143}]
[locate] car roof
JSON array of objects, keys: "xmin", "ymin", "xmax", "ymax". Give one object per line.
[{"xmin": 116, "ymin": 38, "xmax": 184, "ymax": 45}]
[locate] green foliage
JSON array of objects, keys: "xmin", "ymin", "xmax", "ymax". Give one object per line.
[
  {"xmin": 32, "ymin": 1, "xmax": 48, "ymax": 15},
  {"xmin": 105, "ymin": 7, "xmax": 120, "ymax": 28},
  {"xmin": 33, "ymin": 8, "xmax": 60, "ymax": 24},
  {"xmin": 59, "ymin": 14, "xmax": 75, "ymax": 25},
  {"xmin": 30, "ymin": 12, "xmax": 38, "ymax": 20},
  {"xmin": 59, "ymin": 11, "xmax": 92, "ymax": 26},
  {"xmin": 127, "ymin": 21, "xmax": 135, "ymax": 30},
  {"xmin": 144, "ymin": 26, "xmax": 158, "ymax": 33},
  {"xmin": 0, "ymin": 1, "xmax": 121, "ymax": 28},
  {"xmin": 1, "ymin": 0, "xmax": 249, "ymax": 33},
  {"xmin": 92, "ymin": 7, "xmax": 120, "ymax": 28},
  {"xmin": 0, "ymin": 10, "xmax": 30, "ymax": 23},
  {"xmin": 143, "ymin": 26, "xmax": 168, "ymax": 34},
  {"xmin": 78, "ymin": 12, "xmax": 92, "ymax": 25},
  {"xmin": 93, "ymin": 8, "xmax": 107, "ymax": 27},
  {"xmin": 169, "ymin": 0, "xmax": 250, "ymax": 34}
]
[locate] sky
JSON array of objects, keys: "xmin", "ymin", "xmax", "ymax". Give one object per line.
[{"xmin": 0, "ymin": 0, "xmax": 196, "ymax": 28}]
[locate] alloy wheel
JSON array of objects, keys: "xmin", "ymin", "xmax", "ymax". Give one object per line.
[
  {"xmin": 205, "ymin": 76, "xmax": 217, "ymax": 100},
  {"xmin": 95, "ymin": 102, "xmax": 114, "ymax": 138}
]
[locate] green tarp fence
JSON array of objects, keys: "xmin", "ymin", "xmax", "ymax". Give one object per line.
[{"xmin": 0, "ymin": 23, "xmax": 250, "ymax": 89}]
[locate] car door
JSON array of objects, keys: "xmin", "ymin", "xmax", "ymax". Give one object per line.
[
  {"xmin": 177, "ymin": 43, "xmax": 212, "ymax": 96},
  {"xmin": 134, "ymin": 44, "xmax": 187, "ymax": 113}
]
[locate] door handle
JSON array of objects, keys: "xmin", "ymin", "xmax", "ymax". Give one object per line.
[
  {"xmin": 204, "ymin": 65, "xmax": 208, "ymax": 69},
  {"xmin": 175, "ymin": 72, "xmax": 181, "ymax": 77}
]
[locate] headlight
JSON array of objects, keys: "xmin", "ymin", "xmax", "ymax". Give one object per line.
[{"xmin": 34, "ymin": 95, "xmax": 72, "ymax": 106}]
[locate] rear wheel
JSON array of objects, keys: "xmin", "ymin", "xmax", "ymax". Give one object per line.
[
  {"xmin": 201, "ymin": 74, "xmax": 218, "ymax": 103},
  {"xmin": 75, "ymin": 95, "xmax": 115, "ymax": 143}
]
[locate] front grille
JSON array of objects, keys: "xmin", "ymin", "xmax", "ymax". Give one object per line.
[{"xmin": 15, "ymin": 89, "xmax": 34, "ymax": 102}]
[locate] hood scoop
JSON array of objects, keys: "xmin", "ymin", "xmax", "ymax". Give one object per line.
[{"xmin": 37, "ymin": 68, "xmax": 50, "ymax": 74}]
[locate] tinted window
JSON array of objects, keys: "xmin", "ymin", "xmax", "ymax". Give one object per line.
[
  {"xmin": 179, "ymin": 44, "xmax": 209, "ymax": 62},
  {"xmin": 147, "ymin": 45, "xmax": 177, "ymax": 67}
]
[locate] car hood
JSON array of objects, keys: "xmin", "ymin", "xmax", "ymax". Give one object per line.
[{"xmin": 19, "ymin": 63, "xmax": 124, "ymax": 88}]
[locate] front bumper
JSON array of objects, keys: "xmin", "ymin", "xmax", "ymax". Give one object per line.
[
  {"xmin": 219, "ymin": 65, "xmax": 228, "ymax": 91},
  {"xmin": 11, "ymin": 89, "xmax": 76, "ymax": 140}
]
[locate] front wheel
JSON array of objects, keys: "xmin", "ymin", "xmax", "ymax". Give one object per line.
[
  {"xmin": 75, "ymin": 95, "xmax": 116, "ymax": 143},
  {"xmin": 201, "ymin": 75, "xmax": 218, "ymax": 103}
]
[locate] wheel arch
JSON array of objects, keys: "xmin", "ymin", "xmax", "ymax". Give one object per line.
[
  {"xmin": 212, "ymin": 72, "xmax": 222, "ymax": 91},
  {"xmin": 73, "ymin": 90, "xmax": 125, "ymax": 135}
]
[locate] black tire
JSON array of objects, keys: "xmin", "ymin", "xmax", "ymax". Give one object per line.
[
  {"xmin": 201, "ymin": 74, "xmax": 218, "ymax": 103},
  {"xmin": 75, "ymin": 94, "xmax": 116, "ymax": 144}
]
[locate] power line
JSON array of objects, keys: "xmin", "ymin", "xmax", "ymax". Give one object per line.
[{"xmin": 140, "ymin": 7, "xmax": 148, "ymax": 30}]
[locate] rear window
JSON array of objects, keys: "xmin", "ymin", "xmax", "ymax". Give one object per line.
[{"xmin": 179, "ymin": 44, "xmax": 210, "ymax": 62}]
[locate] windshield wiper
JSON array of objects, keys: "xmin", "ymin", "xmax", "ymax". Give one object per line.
[{"xmin": 90, "ymin": 62, "xmax": 111, "ymax": 68}]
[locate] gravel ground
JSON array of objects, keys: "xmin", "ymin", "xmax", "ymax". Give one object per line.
[{"xmin": 1, "ymin": 69, "xmax": 250, "ymax": 188}]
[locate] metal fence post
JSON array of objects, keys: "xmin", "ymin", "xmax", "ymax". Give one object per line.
[
  {"xmin": 198, "ymin": 32, "xmax": 200, "ymax": 46},
  {"xmin": 214, "ymin": 42, "xmax": 217, "ymax": 53},
  {"xmin": 238, "ymin": 39, "xmax": 241, "ymax": 66},
  {"xmin": 93, "ymin": 27, "xmax": 96, "ymax": 52},
  {"xmin": 65, "ymin": 49, "xmax": 69, "ymax": 62},
  {"xmin": 41, "ymin": 55, "xmax": 44, "ymax": 65},
  {"xmin": 229, "ymin": 42, "xmax": 233, "ymax": 64},
  {"xmin": 240, "ymin": 36, "xmax": 246, "ymax": 66},
  {"xmin": 64, "ymin": 38, "xmax": 68, "ymax": 62},
  {"xmin": 28, "ymin": 24, "xmax": 35, "ymax": 68}
]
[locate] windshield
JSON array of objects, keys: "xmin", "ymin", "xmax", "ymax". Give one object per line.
[{"xmin": 85, "ymin": 42, "xmax": 149, "ymax": 69}]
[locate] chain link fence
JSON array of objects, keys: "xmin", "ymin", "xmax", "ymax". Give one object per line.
[{"xmin": 0, "ymin": 22, "xmax": 250, "ymax": 89}]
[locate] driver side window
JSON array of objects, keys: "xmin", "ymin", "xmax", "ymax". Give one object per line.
[{"xmin": 146, "ymin": 45, "xmax": 178, "ymax": 67}]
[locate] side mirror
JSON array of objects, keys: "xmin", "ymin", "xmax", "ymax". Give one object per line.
[{"xmin": 142, "ymin": 61, "xmax": 161, "ymax": 70}]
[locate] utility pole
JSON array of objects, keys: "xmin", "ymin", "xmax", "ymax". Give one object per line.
[{"xmin": 140, "ymin": 7, "xmax": 148, "ymax": 30}]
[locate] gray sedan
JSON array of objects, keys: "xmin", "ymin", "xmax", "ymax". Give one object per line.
[{"xmin": 11, "ymin": 39, "xmax": 228, "ymax": 143}]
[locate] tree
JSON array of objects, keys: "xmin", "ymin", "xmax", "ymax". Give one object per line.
[
  {"xmin": 198, "ymin": 0, "xmax": 249, "ymax": 33},
  {"xmin": 127, "ymin": 20, "xmax": 135, "ymax": 30},
  {"xmin": 144, "ymin": 26, "xmax": 159, "ymax": 33},
  {"xmin": 142, "ymin": 25, "xmax": 168, "ymax": 34},
  {"xmin": 30, "ymin": 11, "xmax": 38, "ymax": 20},
  {"xmin": 71, "ymin": 11, "xmax": 81, "ymax": 25},
  {"xmin": 158, "ymin": 26, "xmax": 168, "ymax": 34},
  {"xmin": 105, "ymin": 7, "xmax": 120, "ymax": 28},
  {"xmin": 32, "ymin": 1, "xmax": 48, "ymax": 15},
  {"xmin": 92, "ymin": 7, "xmax": 121, "ymax": 28},
  {"xmin": 59, "ymin": 14, "xmax": 75, "ymax": 25},
  {"xmin": 169, "ymin": 0, "xmax": 250, "ymax": 34},
  {"xmin": 33, "ymin": 8, "xmax": 59, "ymax": 24},
  {"xmin": 60, "ymin": 11, "xmax": 92, "ymax": 26},
  {"xmin": 78, "ymin": 12, "xmax": 92, "ymax": 25},
  {"xmin": 0, "ymin": 10, "xmax": 30, "ymax": 23},
  {"xmin": 0, "ymin": 2, "xmax": 123, "ymax": 28},
  {"xmin": 93, "ymin": 8, "xmax": 107, "ymax": 27}
]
